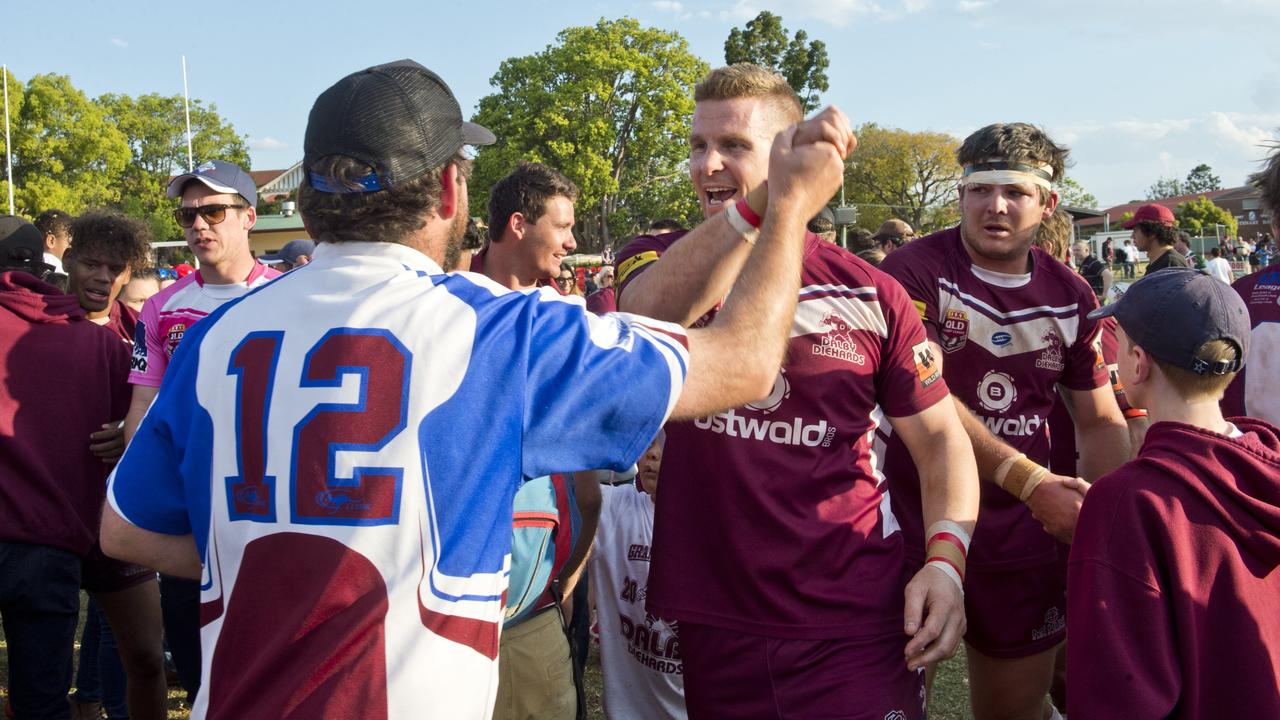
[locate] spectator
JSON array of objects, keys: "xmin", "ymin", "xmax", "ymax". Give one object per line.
[
  {"xmin": 476, "ymin": 161, "xmax": 577, "ymax": 292},
  {"xmin": 855, "ymin": 247, "xmax": 885, "ymax": 266},
  {"xmin": 34, "ymin": 208, "xmax": 74, "ymax": 273},
  {"xmin": 1069, "ymin": 268, "xmax": 1279, "ymax": 719},
  {"xmin": 589, "ymin": 432, "xmax": 687, "ymax": 719},
  {"xmin": 261, "ymin": 239, "xmax": 315, "ymax": 272},
  {"xmin": 1071, "ymin": 240, "xmax": 1112, "ymax": 301},
  {"xmin": 1206, "ymin": 246, "xmax": 1234, "ymax": 284},
  {"xmin": 648, "ymin": 218, "xmax": 685, "ymax": 234},
  {"xmin": 586, "ymin": 265, "xmax": 616, "ymax": 313},
  {"xmin": 1125, "ymin": 204, "xmax": 1189, "ymax": 275},
  {"xmin": 0, "ymin": 216, "xmax": 131, "ymax": 719},
  {"xmin": 1118, "ymin": 239, "xmax": 1136, "ymax": 278},
  {"xmin": 120, "ymin": 269, "xmax": 163, "ymax": 312},
  {"xmin": 871, "ymin": 218, "xmax": 914, "ymax": 255}
]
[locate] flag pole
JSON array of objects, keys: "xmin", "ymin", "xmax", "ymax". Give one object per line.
[
  {"xmin": 3, "ymin": 65, "xmax": 14, "ymax": 215},
  {"xmin": 182, "ymin": 56, "xmax": 193, "ymax": 171}
]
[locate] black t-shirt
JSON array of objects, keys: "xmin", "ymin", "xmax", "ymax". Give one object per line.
[
  {"xmin": 1079, "ymin": 254, "xmax": 1108, "ymax": 298},
  {"xmin": 1146, "ymin": 247, "xmax": 1191, "ymax": 275}
]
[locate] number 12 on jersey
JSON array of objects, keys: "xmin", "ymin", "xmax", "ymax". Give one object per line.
[{"xmin": 225, "ymin": 328, "xmax": 411, "ymax": 527}]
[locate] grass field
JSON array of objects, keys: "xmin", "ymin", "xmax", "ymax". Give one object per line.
[{"xmin": 2, "ymin": 595, "xmax": 976, "ymax": 719}]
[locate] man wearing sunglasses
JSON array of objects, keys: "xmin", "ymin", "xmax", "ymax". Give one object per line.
[{"xmin": 121, "ymin": 159, "xmax": 279, "ymax": 703}]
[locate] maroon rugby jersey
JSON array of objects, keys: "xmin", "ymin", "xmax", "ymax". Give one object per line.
[
  {"xmin": 1068, "ymin": 418, "xmax": 1280, "ymax": 719},
  {"xmin": 619, "ymin": 230, "xmax": 949, "ymax": 638},
  {"xmin": 880, "ymin": 227, "xmax": 1108, "ymax": 569},
  {"xmin": 1222, "ymin": 262, "xmax": 1280, "ymax": 424},
  {"xmin": 1048, "ymin": 317, "xmax": 1141, "ymax": 477}
]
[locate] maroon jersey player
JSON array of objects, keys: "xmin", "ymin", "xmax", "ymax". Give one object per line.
[
  {"xmin": 879, "ymin": 123, "xmax": 1130, "ymax": 720},
  {"xmin": 617, "ymin": 64, "xmax": 979, "ymax": 720},
  {"xmin": 1069, "ymin": 268, "xmax": 1280, "ymax": 719}
]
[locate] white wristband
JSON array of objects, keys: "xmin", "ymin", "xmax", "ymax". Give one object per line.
[
  {"xmin": 926, "ymin": 559, "xmax": 965, "ymax": 594},
  {"xmin": 724, "ymin": 202, "xmax": 760, "ymax": 245},
  {"xmin": 926, "ymin": 520, "xmax": 972, "ymax": 553}
]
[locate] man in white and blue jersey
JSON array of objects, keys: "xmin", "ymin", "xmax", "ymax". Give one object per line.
[{"xmin": 100, "ymin": 59, "xmax": 855, "ymax": 719}]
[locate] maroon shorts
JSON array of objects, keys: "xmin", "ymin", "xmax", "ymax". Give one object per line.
[
  {"xmin": 963, "ymin": 560, "xmax": 1067, "ymax": 659},
  {"xmin": 678, "ymin": 622, "xmax": 925, "ymax": 720},
  {"xmin": 81, "ymin": 542, "xmax": 155, "ymax": 594}
]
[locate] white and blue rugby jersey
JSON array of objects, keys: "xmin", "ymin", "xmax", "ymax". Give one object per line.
[{"xmin": 107, "ymin": 241, "xmax": 688, "ymax": 720}]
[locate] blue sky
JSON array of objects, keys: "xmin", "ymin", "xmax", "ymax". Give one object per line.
[{"xmin": 5, "ymin": 0, "xmax": 1279, "ymax": 207}]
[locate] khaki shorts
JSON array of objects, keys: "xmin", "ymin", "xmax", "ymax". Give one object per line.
[{"xmin": 492, "ymin": 606, "xmax": 576, "ymax": 720}]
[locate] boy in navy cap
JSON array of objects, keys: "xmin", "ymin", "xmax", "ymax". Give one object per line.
[{"xmin": 1067, "ymin": 267, "xmax": 1280, "ymax": 719}]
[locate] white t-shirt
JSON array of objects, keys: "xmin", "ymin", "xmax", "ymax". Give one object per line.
[
  {"xmin": 1207, "ymin": 256, "xmax": 1234, "ymax": 284},
  {"xmin": 589, "ymin": 484, "xmax": 687, "ymax": 720}
]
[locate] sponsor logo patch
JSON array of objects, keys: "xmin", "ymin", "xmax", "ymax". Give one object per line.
[
  {"xmin": 164, "ymin": 323, "xmax": 187, "ymax": 357},
  {"xmin": 130, "ymin": 322, "xmax": 149, "ymax": 373},
  {"xmin": 977, "ymin": 370, "xmax": 1017, "ymax": 413},
  {"xmin": 912, "ymin": 341, "xmax": 941, "ymax": 387},
  {"xmin": 991, "ymin": 331, "xmax": 1012, "ymax": 347},
  {"xmin": 941, "ymin": 308, "xmax": 968, "ymax": 352},
  {"xmin": 616, "ymin": 250, "xmax": 660, "ymax": 287}
]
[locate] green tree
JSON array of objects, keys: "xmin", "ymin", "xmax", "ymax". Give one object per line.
[
  {"xmin": 724, "ymin": 11, "xmax": 829, "ymax": 113},
  {"xmin": 1184, "ymin": 163, "xmax": 1222, "ymax": 194},
  {"xmin": 843, "ymin": 123, "xmax": 961, "ymax": 233},
  {"xmin": 1175, "ymin": 195, "xmax": 1237, "ymax": 237},
  {"xmin": 1146, "ymin": 176, "xmax": 1184, "ymax": 200},
  {"xmin": 99, "ymin": 93, "xmax": 249, "ymax": 241},
  {"xmin": 1057, "ymin": 175, "xmax": 1099, "ymax": 208},
  {"xmin": 471, "ymin": 18, "xmax": 708, "ymax": 252},
  {"xmin": 6, "ymin": 73, "xmax": 130, "ymax": 216}
]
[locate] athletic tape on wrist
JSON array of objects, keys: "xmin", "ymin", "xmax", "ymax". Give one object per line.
[
  {"xmin": 724, "ymin": 201, "xmax": 760, "ymax": 245},
  {"xmin": 925, "ymin": 559, "xmax": 964, "ymax": 593},
  {"xmin": 992, "ymin": 452, "xmax": 1025, "ymax": 490},
  {"xmin": 1002, "ymin": 456, "xmax": 1050, "ymax": 503},
  {"xmin": 925, "ymin": 520, "xmax": 970, "ymax": 586}
]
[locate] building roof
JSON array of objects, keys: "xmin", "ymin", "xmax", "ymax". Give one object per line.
[
  {"xmin": 1077, "ymin": 187, "xmax": 1245, "ymax": 227},
  {"xmin": 251, "ymin": 212, "xmax": 306, "ymax": 232}
]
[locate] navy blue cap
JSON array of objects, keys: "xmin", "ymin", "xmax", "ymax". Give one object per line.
[
  {"xmin": 1089, "ymin": 267, "xmax": 1250, "ymax": 375},
  {"xmin": 262, "ymin": 239, "xmax": 315, "ymax": 264},
  {"xmin": 0, "ymin": 215, "xmax": 50, "ymax": 273},
  {"xmin": 167, "ymin": 160, "xmax": 257, "ymax": 206}
]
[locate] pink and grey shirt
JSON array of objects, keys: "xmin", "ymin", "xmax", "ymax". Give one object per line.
[
  {"xmin": 879, "ymin": 227, "xmax": 1109, "ymax": 570},
  {"xmin": 619, "ymin": 231, "xmax": 949, "ymax": 639},
  {"xmin": 129, "ymin": 263, "xmax": 279, "ymax": 386}
]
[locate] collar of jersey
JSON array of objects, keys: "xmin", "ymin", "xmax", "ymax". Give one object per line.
[{"xmin": 310, "ymin": 241, "xmax": 443, "ymax": 275}]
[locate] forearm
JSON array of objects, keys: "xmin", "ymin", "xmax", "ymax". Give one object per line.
[
  {"xmin": 1076, "ymin": 417, "xmax": 1130, "ymax": 481},
  {"xmin": 123, "ymin": 385, "xmax": 159, "ymax": 444},
  {"xmin": 918, "ymin": 422, "xmax": 980, "ymax": 537},
  {"xmin": 555, "ymin": 472, "xmax": 601, "ymax": 600},
  {"xmin": 618, "ymin": 185, "xmax": 767, "ymax": 326},
  {"xmin": 951, "ymin": 395, "xmax": 1020, "ymax": 483},
  {"xmin": 100, "ymin": 505, "xmax": 201, "ymax": 579}
]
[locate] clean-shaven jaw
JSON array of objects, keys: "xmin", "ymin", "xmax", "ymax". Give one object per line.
[{"xmin": 688, "ymin": 96, "xmax": 786, "ymax": 220}]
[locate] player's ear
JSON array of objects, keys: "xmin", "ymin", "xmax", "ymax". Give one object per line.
[
  {"xmin": 509, "ymin": 212, "xmax": 527, "ymax": 241},
  {"xmin": 438, "ymin": 163, "xmax": 460, "ymax": 220}
]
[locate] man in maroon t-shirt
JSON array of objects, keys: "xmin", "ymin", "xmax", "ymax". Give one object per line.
[
  {"xmin": 879, "ymin": 123, "xmax": 1130, "ymax": 720},
  {"xmin": 1069, "ymin": 268, "xmax": 1280, "ymax": 719},
  {"xmin": 617, "ymin": 64, "xmax": 980, "ymax": 720},
  {"xmin": 1223, "ymin": 141, "xmax": 1280, "ymax": 425}
]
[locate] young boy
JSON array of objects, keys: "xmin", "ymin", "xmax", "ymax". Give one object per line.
[{"xmin": 1067, "ymin": 267, "xmax": 1280, "ymax": 718}]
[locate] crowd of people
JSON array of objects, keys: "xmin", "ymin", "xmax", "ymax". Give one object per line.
[{"xmin": 1, "ymin": 58, "xmax": 1279, "ymax": 720}]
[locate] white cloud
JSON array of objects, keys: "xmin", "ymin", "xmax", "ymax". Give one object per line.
[
  {"xmin": 651, "ymin": 0, "xmax": 684, "ymax": 12},
  {"xmin": 957, "ymin": 0, "xmax": 993, "ymax": 12},
  {"xmin": 250, "ymin": 136, "xmax": 287, "ymax": 151},
  {"xmin": 110, "ymin": 37, "xmax": 128, "ymax": 48},
  {"xmin": 903, "ymin": 0, "xmax": 930, "ymax": 12}
]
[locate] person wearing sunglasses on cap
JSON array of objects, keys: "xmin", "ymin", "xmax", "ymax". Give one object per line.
[{"xmin": 120, "ymin": 159, "xmax": 280, "ymax": 705}]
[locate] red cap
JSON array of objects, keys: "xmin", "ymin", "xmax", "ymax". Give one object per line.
[
  {"xmin": 174, "ymin": 263, "xmax": 195, "ymax": 278},
  {"xmin": 1122, "ymin": 203, "xmax": 1175, "ymax": 229}
]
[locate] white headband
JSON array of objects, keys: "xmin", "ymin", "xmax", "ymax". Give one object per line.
[{"xmin": 960, "ymin": 159, "xmax": 1055, "ymax": 190}]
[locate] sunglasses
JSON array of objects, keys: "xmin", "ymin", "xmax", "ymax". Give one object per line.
[{"xmin": 173, "ymin": 203, "xmax": 247, "ymax": 229}]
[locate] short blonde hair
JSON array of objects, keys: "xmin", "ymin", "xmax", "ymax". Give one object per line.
[
  {"xmin": 1034, "ymin": 209, "xmax": 1073, "ymax": 261},
  {"xmin": 695, "ymin": 64, "xmax": 803, "ymax": 124},
  {"xmin": 1152, "ymin": 339, "xmax": 1241, "ymax": 401}
]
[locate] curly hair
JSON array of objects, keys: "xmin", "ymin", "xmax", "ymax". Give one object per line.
[
  {"xmin": 299, "ymin": 152, "xmax": 472, "ymax": 245},
  {"xmin": 67, "ymin": 210, "xmax": 153, "ymax": 272},
  {"xmin": 957, "ymin": 123, "xmax": 1069, "ymax": 203},
  {"xmin": 1249, "ymin": 138, "xmax": 1280, "ymax": 221}
]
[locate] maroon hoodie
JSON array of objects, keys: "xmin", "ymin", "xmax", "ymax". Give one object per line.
[
  {"xmin": 0, "ymin": 271, "xmax": 131, "ymax": 555},
  {"xmin": 1068, "ymin": 418, "xmax": 1280, "ymax": 719}
]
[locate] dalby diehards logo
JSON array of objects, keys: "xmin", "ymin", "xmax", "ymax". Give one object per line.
[
  {"xmin": 812, "ymin": 311, "xmax": 866, "ymax": 365},
  {"xmin": 1036, "ymin": 328, "xmax": 1065, "ymax": 372},
  {"xmin": 942, "ymin": 308, "xmax": 968, "ymax": 352}
]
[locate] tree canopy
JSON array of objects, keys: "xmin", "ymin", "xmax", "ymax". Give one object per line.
[
  {"xmin": 724, "ymin": 11, "xmax": 830, "ymax": 113},
  {"xmin": 470, "ymin": 17, "xmax": 707, "ymax": 252},
  {"xmin": 1175, "ymin": 195, "xmax": 1237, "ymax": 237},
  {"xmin": 1184, "ymin": 163, "xmax": 1222, "ymax": 194},
  {"xmin": 1057, "ymin": 175, "xmax": 1099, "ymax": 209},
  {"xmin": 844, "ymin": 124, "xmax": 961, "ymax": 233}
]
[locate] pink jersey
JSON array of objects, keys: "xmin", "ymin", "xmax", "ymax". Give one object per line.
[
  {"xmin": 1222, "ymin": 263, "xmax": 1280, "ymax": 424},
  {"xmin": 129, "ymin": 263, "xmax": 279, "ymax": 386},
  {"xmin": 880, "ymin": 227, "xmax": 1108, "ymax": 569},
  {"xmin": 620, "ymin": 231, "xmax": 950, "ymax": 639}
]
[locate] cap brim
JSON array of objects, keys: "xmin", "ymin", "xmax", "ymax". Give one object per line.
[
  {"xmin": 1087, "ymin": 303, "xmax": 1120, "ymax": 321},
  {"xmin": 1121, "ymin": 218, "xmax": 1138, "ymax": 229},
  {"xmin": 167, "ymin": 174, "xmax": 241, "ymax": 199},
  {"xmin": 461, "ymin": 121, "xmax": 496, "ymax": 147}
]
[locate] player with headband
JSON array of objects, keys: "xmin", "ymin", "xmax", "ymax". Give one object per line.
[{"xmin": 880, "ymin": 122, "xmax": 1131, "ymax": 720}]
